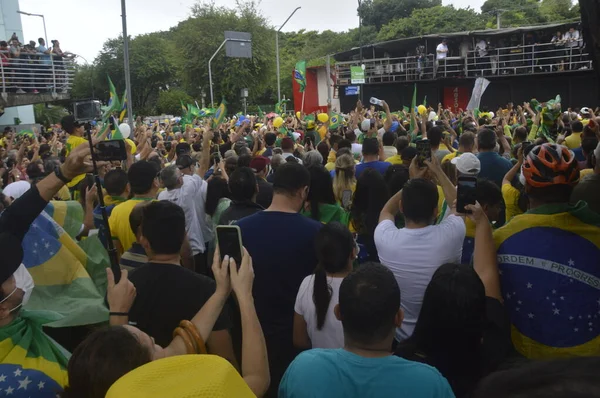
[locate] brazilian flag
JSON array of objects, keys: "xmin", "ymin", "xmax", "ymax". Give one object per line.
[
  {"xmin": 212, "ymin": 99, "xmax": 227, "ymax": 129},
  {"xmin": 329, "ymin": 113, "xmax": 341, "ymax": 130}
]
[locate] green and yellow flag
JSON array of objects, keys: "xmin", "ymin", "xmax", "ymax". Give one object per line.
[
  {"xmin": 119, "ymin": 91, "xmax": 127, "ymax": 123},
  {"xmin": 329, "ymin": 113, "xmax": 341, "ymax": 130},
  {"xmin": 212, "ymin": 99, "xmax": 227, "ymax": 129},
  {"xmin": 102, "ymin": 76, "xmax": 120, "ymax": 120},
  {"xmin": 294, "ymin": 60, "xmax": 307, "ymax": 93},
  {"xmin": 409, "ymin": 84, "xmax": 417, "ymax": 132}
]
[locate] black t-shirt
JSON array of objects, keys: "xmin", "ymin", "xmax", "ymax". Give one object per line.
[
  {"xmin": 128, "ymin": 262, "xmax": 231, "ymax": 347},
  {"xmin": 395, "ymin": 297, "xmax": 511, "ymax": 397},
  {"xmin": 218, "ymin": 200, "xmax": 263, "ymax": 226},
  {"xmin": 256, "ymin": 178, "xmax": 273, "ymax": 209}
]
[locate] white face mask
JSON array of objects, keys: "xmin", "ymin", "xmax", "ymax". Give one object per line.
[
  {"xmin": 0, "ymin": 265, "xmax": 35, "ymax": 313},
  {"xmin": 519, "ymin": 169, "xmax": 527, "ymax": 186}
]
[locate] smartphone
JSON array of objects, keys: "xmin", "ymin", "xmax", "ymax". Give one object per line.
[
  {"xmin": 521, "ymin": 141, "xmax": 532, "ymax": 155},
  {"xmin": 216, "ymin": 225, "xmax": 243, "ymax": 268},
  {"xmin": 457, "ymin": 176, "xmax": 478, "ymax": 214},
  {"xmin": 341, "ymin": 190, "xmax": 352, "ymax": 209},
  {"xmin": 95, "ymin": 140, "xmax": 127, "ymax": 161},
  {"xmin": 415, "ymin": 139, "xmax": 431, "ymax": 167}
]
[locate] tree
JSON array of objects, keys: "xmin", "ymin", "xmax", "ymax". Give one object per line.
[
  {"xmin": 34, "ymin": 104, "xmax": 68, "ymax": 127},
  {"xmin": 539, "ymin": 0, "xmax": 579, "ymax": 22},
  {"xmin": 481, "ymin": 0, "xmax": 546, "ymax": 27},
  {"xmin": 156, "ymin": 89, "xmax": 194, "ymax": 115},
  {"xmin": 359, "ymin": 0, "xmax": 442, "ymax": 31},
  {"xmin": 377, "ymin": 6, "xmax": 486, "ymax": 41}
]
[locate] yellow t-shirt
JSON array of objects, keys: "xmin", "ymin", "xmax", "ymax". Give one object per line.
[
  {"xmin": 442, "ymin": 152, "xmax": 459, "ymax": 164},
  {"xmin": 385, "ymin": 154, "xmax": 403, "ymax": 165},
  {"xmin": 564, "ymin": 132, "xmax": 582, "ymax": 149},
  {"xmin": 327, "ymin": 150, "xmax": 336, "ymax": 164},
  {"xmin": 325, "ymin": 162, "xmax": 336, "ymax": 172},
  {"xmin": 502, "ymin": 183, "xmax": 523, "ymax": 224},
  {"xmin": 109, "ymin": 198, "xmax": 154, "ymax": 253},
  {"xmin": 65, "ymin": 135, "xmax": 88, "ymax": 188}
]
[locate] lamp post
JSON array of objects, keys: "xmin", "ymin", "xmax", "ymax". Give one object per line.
[
  {"xmin": 276, "ymin": 7, "xmax": 301, "ymax": 104},
  {"xmin": 120, "ymin": 0, "xmax": 134, "ymax": 132},
  {"xmin": 17, "ymin": 11, "xmax": 47, "ymax": 46}
]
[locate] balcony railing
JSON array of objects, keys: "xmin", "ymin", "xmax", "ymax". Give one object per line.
[
  {"xmin": 0, "ymin": 51, "xmax": 76, "ymax": 101},
  {"xmin": 335, "ymin": 40, "xmax": 591, "ymax": 85}
]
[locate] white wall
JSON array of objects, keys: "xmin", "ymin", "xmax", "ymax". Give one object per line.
[
  {"xmin": 0, "ymin": 0, "xmax": 35, "ymax": 125},
  {"xmin": 316, "ymin": 67, "xmax": 341, "ymax": 112}
]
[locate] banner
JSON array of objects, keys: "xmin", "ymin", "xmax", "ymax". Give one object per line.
[
  {"xmin": 350, "ymin": 66, "xmax": 365, "ymax": 84},
  {"xmin": 443, "ymin": 86, "xmax": 469, "ymax": 113},
  {"xmin": 466, "ymin": 77, "xmax": 490, "ymax": 111}
]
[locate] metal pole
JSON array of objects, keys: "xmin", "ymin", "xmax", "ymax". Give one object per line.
[
  {"xmin": 276, "ymin": 7, "xmax": 301, "ymax": 104},
  {"xmin": 209, "ymin": 39, "xmax": 229, "ymax": 107},
  {"xmin": 121, "ymin": 0, "xmax": 134, "ymax": 132},
  {"xmin": 326, "ymin": 54, "xmax": 332, "ymax": 105},
  {"xmin": 497, "ymin": 12, "xmax": 501, "ymax": 29},
  {"xmin": 358, "ymin": 0, "xmax": 363, "ymax": 103}
]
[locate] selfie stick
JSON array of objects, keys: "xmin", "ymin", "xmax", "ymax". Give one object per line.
[{"xmin": 86, "ymin": 126, "xmax": 122, "ymax": 283}]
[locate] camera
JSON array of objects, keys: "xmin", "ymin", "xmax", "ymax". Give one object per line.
[{"xmin": 73, "ymin": 100, "xmax": 102, "ymax": 122}]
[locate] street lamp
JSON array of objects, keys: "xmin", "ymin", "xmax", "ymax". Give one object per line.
[
  {"xmin": 276, "ymin": 7, "xmax": 301, "ymax": 104},
  {"xmin": 17, "ymin": 11, "xmax": 47, "ymax": 46}
]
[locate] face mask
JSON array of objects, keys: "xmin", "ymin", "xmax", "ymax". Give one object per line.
[{"xmin": 4, "ymin": 265, "xmax": 35, "ymax": 310}]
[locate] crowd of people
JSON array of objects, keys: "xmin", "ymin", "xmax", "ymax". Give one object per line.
[
  {"xmin": 0, "ymin": 97, "xmax": 599, "ymax": 398},
  {"xmin": 0, "ymin": 32, "xmax": 73, "ymax": 94}
]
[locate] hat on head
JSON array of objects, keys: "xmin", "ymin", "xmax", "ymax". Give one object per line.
[
  {"xmin": 106, "ymin": 355, "xmax": 255, "ymax": 398},
  {"xmin": 580, "ymin": 107, "xmax": 591, "ymax": 115},
  {"xmin": 360, "ymin": 119, "xmax": 371, "ymax": 132},
  {"xmin": 175, "ymin": 155, "xmax": 195, "ymax": 170},
  {"xmin": 0, "ymin": 232, "xmax": 24, "ymax": 286},
  {"xmin": 451, "ymin": 152, "xmax": 481, "ymax": 175},
  {"xmin": 306, "ymin": 121, "xmax": 316, "ymax": 130},
  {"xmin": 250, "ymin": 156, "xmax": 270, "ymax": 173},
  {"xmin": 2, "ymin": 181, "xmax": 31, "ymax": 200}
]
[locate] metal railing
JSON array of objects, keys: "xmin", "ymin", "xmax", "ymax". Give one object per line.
[
  {"xmin": 335, "ymin": 39, "xmax": 591, "ymax": 84},
  {"xmin": 0, "ymin": 50, "xmax": 76, "ymax": 99}
]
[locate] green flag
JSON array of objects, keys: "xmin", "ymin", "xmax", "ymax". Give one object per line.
[
  {"xmin": 257, "ymin": 106, "xmax": 265, "ymax": 119},
  {"xmin": 180, "ymin": 100, "xmax": 188, "ymax": 115},
  {"xmin": 409, "ymin": 84, "xmax": 417, "ymax": 131},
  {"xmin": 329, "ymin": 113, "xmax": 341, "ymax": 130},
  {"xmin": 188, "ymin": 104, "xmax": 200, "ymax": 117},
  {"xmin": 212, "ymin": 99, "xmax": 227, "ymax": 129},
  {"xmin": 102, "ymin": 76, "xmax": 120, "ymax": 119},
  {"xmin": 294, "ymin": 60, "xmax": 307, "ymax": 93}
]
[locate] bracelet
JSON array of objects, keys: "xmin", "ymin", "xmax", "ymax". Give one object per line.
[
  {"xmin": 54, "ymin": 165, "xmax": 72, "ymax": 184},
  {"xmin": 109, "ymin": 312, "xmax": 129, "ymax": 317},
  {"xmin": 180, "ymin": 320, "xmax": 207, "ymax": 355},
  {"xmin": 173, "ymin": 327, "xmax": 195, "ymax": 354}
]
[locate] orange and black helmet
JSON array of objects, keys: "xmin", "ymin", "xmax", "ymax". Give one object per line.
[{"xmin": 523, "ymin": 144, "xmax": 580, "ymax": 188}]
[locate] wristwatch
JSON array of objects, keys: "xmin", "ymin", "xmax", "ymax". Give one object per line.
[{"xmin": 54, "ymin": 165, "xmax": 72, "ymax": 184}]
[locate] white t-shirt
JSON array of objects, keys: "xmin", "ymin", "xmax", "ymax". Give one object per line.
[
  {"xmin": 374, "ymin": 216, "xmax": 465, "ymax": 341},
  {"xmin": 158, "ymin": 176, "xmax": 206, "ymax": 255},
  {"xmin": 436, "ymin": 43, "xmax": 448, "ymax": 60},
  {"xmin": 183, "ymin": 174, "xmax": 211, "ymax": 245},
  {"xmin": 476, "ymin": 40, "xmax": 488, "ymax": 57},
  {"xmin": 294, "ymin": 274, "xmax": 345, "ymax": 349}
]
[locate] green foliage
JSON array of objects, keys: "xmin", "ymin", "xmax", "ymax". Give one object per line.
[
  {"xmin": 34, "ymin": 104, "xmax": 68, "ymax": 127},
  {"xmin": 539, "ymin": 0, "xmax": 579, "ymax": 22},
  {"xmin": 358, "ymin": 0, "xmax": 442, "ymax": 31},
  {"xmin": 156, "ymin": 89, "xmax": 194, "ymax": 115},
  {"xmin": 377, "ymin": 6, "xmax": 486, "ymax": 41}
]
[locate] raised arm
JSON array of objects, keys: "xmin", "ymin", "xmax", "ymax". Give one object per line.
[
  {"xmin": 503, "ymin": 146, "xmax": 524, "ymax": 186},
  {"xmin": 382, "ymin": 101, "xmax": 392, "ymax": 132}
]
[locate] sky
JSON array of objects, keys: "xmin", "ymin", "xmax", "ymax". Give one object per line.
[{"xmin": 16, "ymin": 0, "xmax": 486, "ymax": 63}]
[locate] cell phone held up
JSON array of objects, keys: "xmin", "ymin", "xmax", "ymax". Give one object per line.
[
  {"xmin": 457, "ymin": 176, "xmax": 478, "ymax": 214},
  {"xmin": 415, "ymin": 139, "xmax": 431, "ymax": 167},
  {"xmin": 216, "ymin": 225, "xmax": 243, "ymax": 269},
  {"xmin": 94, "ymin": 140, "xmax": 127, "ymax": 162}
]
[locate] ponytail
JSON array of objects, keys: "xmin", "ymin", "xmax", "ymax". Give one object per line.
[{"xmin": 313, "ymin": 265, "xmax": 333, "ymax": 330}]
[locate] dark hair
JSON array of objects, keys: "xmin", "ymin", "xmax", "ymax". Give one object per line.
[
  {"xmin": 127, "ymin": 161, "xmax": 157, "ymax": 195},
  {"xmin": 582, "ymin": 137, "xmax": 599, "ymax": 168},
  {"xmin": 401, "ymin": 146, "xmax": 417, "ymax": 162},
  {"xmin": 237, "ymin": 154, "xmax": 252, "ymax": 168},
  {"xmin": 329, "ymin": 134, "xmax": 342, "ymax": 147},
  {"xmin": 345, "ymin": 131, "xmax": 357, "ymax": 143},
  {"xmin": 427, "ymin": 126, "xmax": 444, "ymax": 147},
  {"xmin": 316, "ymin": 142, "xmax": 330, "ymax": 165},
  {"xmin": 384, "ymin": 165, "xmax": 409, "ymax": 195},
  {"xmin": 339, "ymin": 262, "xmax": 400, "ymax": 345},
  {"xmin": 477, "ymin": 178, "xmax": 503, "ymax": 207},
  {"xmin": 104, "ymin": 169, "xmax": 128, "ymax": 197},
  {"xmin": 26, "ymin": 160, "xmax": 44, "ymax": 181},
  {"xmin": 459, "ymin": 132, "xmax": 475, "ymax": 149},
  {"xmin": 571, "ymin": 121, "xmax": 583, "ymax": 133},
  {"xmin": 141, "ymin": 201, "xmax": 185, "ymax": 255},
  {"xmin": 281, "ymin": 137, "xmax": 294, "ymax": 151},
  {"xmin": 229, "ymin": 167, "xmax": 257, "ymax": 202},
  {"xmin": 362, "ymin": 138, "xmax": 379, "ymax": 156},
  {"xmin": 336, "ymin": 147, "xmax": 352, "ymax": 158},
  {"xmin": 401, "ymin": 178, "xmax": 438, "ymax": 224},
  {"xmin": 62, "ymin": 326, "xmax": 151, "ymax": 398},
  {"xmin": 39, "ymin": 143, "xmax": 52, "ymax": 159},
  {"xmin": 313, "ymin": 222, "xmax": 353, "ymax": 329},
  {"xmin": 129, "ymin": 202, "xmax": 147, "ymax": 235},
  {"xmin": 477, "ymin": 129, "xmax": 497, "ymax": 150},
  {"xmin": 205, "ymin": 177, "xmax": 230, "ymax": 216},
  {"xmin": 513, "ymin": 127, "xmax": 528, "ymax": 143},
  {"xmin": 78, "ymin": 174, "xmax": 96, "ymax": 208},
  {"xmin": 272, "ymin": 163, "xmax": 310, "ymax": 196},
  {"xmin": 382, "ymin": 131, "xmax": 396, "ymax": 146},
  {"xmin": 175, "ymin": 142, "xmax": 191, "ymax": 156},
  {"xmin": 526, "ymin": 184, "xmax": 573, "ymax": 204},
  {"xmin": 338, "ymin": 139, "xmax": 352, "ymax": 150},
  {"xmin": 397, "ymin": 263, "xmax": 486, "ymax": 396},
  {"xmin": 395, "ymin": 136, "xmax": 409, "ymax": 153},
  {"xmin": 264, "ymin": 132, "xmax": 276, "ymax": 146},
  {"xmin": 473, "ymin": 357, "xmax": 600, "ymax": 398},
  {"xmin": 306, "ymin": 165, "xmax": 336, "ymax": 221}
]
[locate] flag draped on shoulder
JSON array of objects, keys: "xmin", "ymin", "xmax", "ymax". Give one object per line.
[
  {"xmin": 294, "ymin": 60, "xmax": 307, "ymax": 93},
  {"xmin": 22, "ymin": 201, "xmax": 110, "ymax": 328},
  {"xmin": 493, "ymin": 202, "xmax": 600, "ymax": 359}
]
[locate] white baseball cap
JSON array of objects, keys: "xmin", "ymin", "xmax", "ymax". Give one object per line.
[
  {"xmin": 451, "ymin": 152, "xmax": 481, "ymax": 176},
  {"xmin": 360, "ymin": 119, "xmax": 371, "ymax": 132}
]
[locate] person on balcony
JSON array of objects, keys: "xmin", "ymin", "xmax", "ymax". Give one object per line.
[
  {"xmin": 551, "ymin": 31, "xmax": 566, "ymax": 71},
  {"xmin": 475, "ymin": 39, "xmax": 489, "ymax": 76},
  {"xmin": 435, "ymin": 39, "xmax": 448, "ymax": 78},
  {"xmin": 36, "ymin": 38, "xmax": 53, "ymax": 92}
]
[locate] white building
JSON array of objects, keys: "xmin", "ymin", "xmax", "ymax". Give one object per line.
[{"xmin": 0, "ymin": 0, "xmax": 34, "ymax": 126}]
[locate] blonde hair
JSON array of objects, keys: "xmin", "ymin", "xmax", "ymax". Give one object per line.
[{"xmin": 333, "ymin": 154, "xmax": 356, "ymax": 206}]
